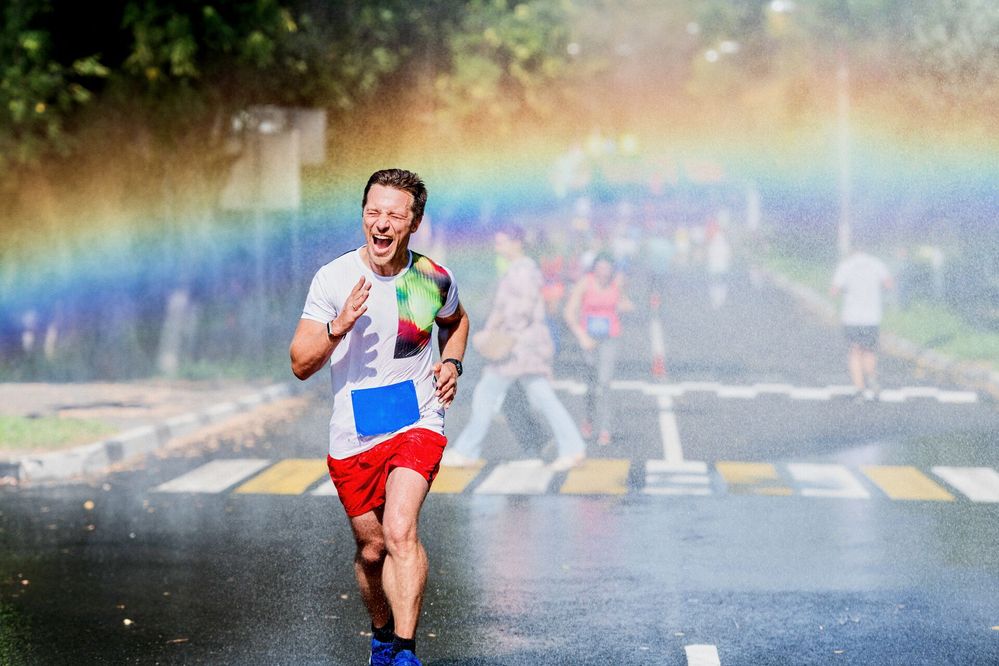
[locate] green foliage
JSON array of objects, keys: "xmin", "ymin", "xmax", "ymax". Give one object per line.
[
  {"xmin": 908, "ymin": 0, "xmax": 999, "ymax": 113},
  {"xmin": 0, "ymin": 1, "xmax": 108, "ymax": 171},
  {"xmin": 433, "ymin": 0, "xmax": 577, "ymax": 131}
]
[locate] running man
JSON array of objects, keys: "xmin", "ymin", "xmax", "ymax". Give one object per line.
[
  {"xmin": 290, "ymin": 169, "xmax": 469, "ymax": 666},
  {"xmin": 830, "ymin": 243, "xmax": 893, "ymax": 401}
]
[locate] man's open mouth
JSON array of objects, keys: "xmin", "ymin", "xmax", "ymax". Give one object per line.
[{"xmin": 372, "ymin": 235, "xmax": 393, "ymax": 251}]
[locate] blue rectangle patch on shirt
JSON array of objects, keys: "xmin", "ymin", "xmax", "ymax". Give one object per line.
[{"xmin": 350, "ymin": 380, "xmax": 421, "ymax": 437}]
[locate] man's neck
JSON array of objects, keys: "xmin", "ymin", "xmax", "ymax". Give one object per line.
[{"xmin": 361, "ymin": 246, "xmax": 409, "ymax": 277}]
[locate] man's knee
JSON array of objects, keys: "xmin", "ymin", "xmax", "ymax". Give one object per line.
[
  {"xmin": 382, "ymin": 516, "xmax": 419, "ymax": 556},
  {"xmin": 355, "ymin": 536, "xmax": 387, "ymax": 569}
]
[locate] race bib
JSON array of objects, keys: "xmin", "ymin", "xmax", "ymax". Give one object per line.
[
  {"xmin": 586, "ymin": 315, "xmax": 611, "ymax": 339},
  {"xmin": 350, "ymin": 380, "xmax": 420, "ymax": 437}
]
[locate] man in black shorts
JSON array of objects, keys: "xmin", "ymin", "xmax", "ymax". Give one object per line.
[{"xmin": 831, "ymin": 245, "xmax": 893, "ymax": 400}]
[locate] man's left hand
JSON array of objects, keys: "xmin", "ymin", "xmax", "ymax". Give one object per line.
[{"xmin": 433, "ymin": 361, "xmax": 459, "ymax": 408}]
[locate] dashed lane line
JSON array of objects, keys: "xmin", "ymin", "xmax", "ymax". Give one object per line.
[
  {"xmin": 153, "ymin": 459, "xmax": 270, "ymax": 494},
  {"xmin": 560, "ymin": 458, "xmax": 630, "ymax": 495},
  {"xmin": 786, "ymin": 463, "xmax": 871, "ymax": 499},
  {"xmin": 473, "ymin": 458, "xmax": 554, "ymax": 495},
  {"xmin": 432, "ymin": 461, "xmax": 486, "ymax": 494},
  {"xmin": 860, "ymin": 466, "xmax": 955, "ymax": 502},
  {"xmin": 233, "ymin": 458, "xmax": 328, "ymax": 495},
  {"xmin": 644, "ymin": 460, "xmax": 712, "ymax": 496},
  {"xmin": 152, "ymin": 459, "xmax": 999, "ymax": 503},
  {"xmin": 547, "ymin": 379, "xmax": 980, "ymax": 404},
  {"xmin": 716, "ymin": 461, "xmax": 793, "ymax": 496},
  {"xmin": 931, "ymin": 467, "xmax": 999, "ymax": 503}
]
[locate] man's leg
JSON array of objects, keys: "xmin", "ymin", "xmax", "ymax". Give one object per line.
[
  {"xmin": 847, "ymin": 344, "xmax": 865, "ymax": 392},
  {"xmin": 380, "ymin": 467, "xmax": 431, "ymax": 640},
  {"xmin": 348, "ymin": 508, "xmax": 392, "ymax": 629},
  {"xmin": 523, "ymin": 376, "xmax": 586, "ymax": 460},
  {"xmin": 446, "ymin": 369, "xmax": 513, "ymax": 460},
  {"xmin": 862, "ymin": 348, "xmax": 879, "ymax": 389}
]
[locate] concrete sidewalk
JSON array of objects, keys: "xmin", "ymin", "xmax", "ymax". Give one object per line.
[{"xmin": 0, "ymin": 378, "xmax": 307, "ymax": 483}]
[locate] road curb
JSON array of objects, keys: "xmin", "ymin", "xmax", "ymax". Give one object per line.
[
  {"xmin": 9, "ymin": 381, "xmax": 304, "ymax": 483},
  {"xmin": 757, "ymin": 265, "xmax": 999, "ymax": 402}
]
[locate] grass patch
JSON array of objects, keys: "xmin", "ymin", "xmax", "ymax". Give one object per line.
[
  {"xmin": 883, "ymin": 303, "xmax": 999, "ymax": 368},
  {"xmin": 0, "ymin": 416, "xmax": 116, "ymax": 452}
]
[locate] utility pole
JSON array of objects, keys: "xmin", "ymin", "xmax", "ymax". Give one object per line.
[{"xmin": 836, "ymin": 48, "xmax": 852, "ymax": 258}]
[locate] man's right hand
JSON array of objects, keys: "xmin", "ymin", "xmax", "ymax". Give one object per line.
[{"xmin": 330, "ymin": 277, "xmax": 370, "ymax": 337}]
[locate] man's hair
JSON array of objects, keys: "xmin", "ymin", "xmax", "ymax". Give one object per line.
[{"xmin": 362, "ymin": 168, "xmax": 427, "ymax": 222}]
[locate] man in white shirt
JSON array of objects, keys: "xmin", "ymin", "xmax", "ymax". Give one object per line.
[
  {"xmin": 290, "ymin": 169, "xmax": 469, "ymax": 666},
  {"xmin": 830, "ymin": 245, "xmax": 893, "ymax": 400}
]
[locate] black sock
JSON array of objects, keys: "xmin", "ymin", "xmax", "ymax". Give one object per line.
[
  {"xmin": 392, "ymin": 634, "xmax": 416, "ymax": 655},
  {"xmin": 372, "ymin": 618, "xmax": 394, "ymax": 643}
]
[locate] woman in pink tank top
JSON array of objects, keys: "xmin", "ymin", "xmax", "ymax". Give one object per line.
[{"xmin": 563, "ymin": 253, "xmax": 633, "ymax": 446}]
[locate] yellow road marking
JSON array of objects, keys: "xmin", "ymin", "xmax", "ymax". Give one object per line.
[
  {"xmin": 860, "ymin": 465, "xmax": 955, "ymax": 501},
  {"xmin": 560, "ymin": 459, "xmax": 631, "ymax": 495},
  {"xmin": 716, "ymin": 461, "xmax": 793, "ymax": 495},
  {"xmin": 234, "ymin": 459, "xmax": 328, "ymax": 495},
  {"xmin": 431, "ymin": 462, "xmax": 485, "ymax": 494}
]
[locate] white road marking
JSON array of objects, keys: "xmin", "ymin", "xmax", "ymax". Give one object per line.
[
  {"xmin": 657, "ymin": 395, "xmax": 684, "ymax": 463},
  {"xmin": 787, "ymin": 463, "xmax": 871, "ymax": 499},
  {"xmin": 552, "ymin": 379, "xmax": 978, "ymax": 404},
  {"xmin": 650, "ymin": 317, "xmax": 666, "ymax": 358},
  {"xmin": 644, "ymin": 460, "xmax": 712, "ymax": 496},
  {"xmin": 932, "ymin": 467, "xmax": 999, "ymax": 502},
  {"xmin": 548, "ymin": 379, "xmax": 587, "ymax": 395},
  {"xmin": 153, "ymin": 459, "xmax": 271, "ymax": 493},
  {"xmin": 716, "ymin": 386, "xmax": 759, "ymax": 399},
  {"xmin": 752, "ymin": 383, "xmax": 795, "ymax": 394},
  {"xmin": 936, "ymin": 391, "xmax": 979, "ymax": 404},
  {"xmin": 474, "ymin": 459, "xmax": 554, "ymax": 494},
  {"xmin": 788, "ymin": 387, "xmax": 832, "ymax": 401},
  {"xmin": 685, "ymin": 644, "xmax": 721, "ymax": 665}
]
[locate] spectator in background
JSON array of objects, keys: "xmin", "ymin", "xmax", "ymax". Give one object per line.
[
  {"xmin": 830, "ymin": 243, "xmax": 894, "ymax": 401},
  {"xmin": 442, "ymin": 223, "xmax": 587, "ymax": 471},
  {"xmin": 563, "ymin": 252, "xmax": 633, "ymax": 446}
]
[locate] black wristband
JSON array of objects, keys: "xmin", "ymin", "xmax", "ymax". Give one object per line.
[{"xmin": 442, "ymin": 358, "xmax": 463, "ymax": 376}]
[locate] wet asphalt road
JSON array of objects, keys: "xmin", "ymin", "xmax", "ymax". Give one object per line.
[{"xmin": 2, "ymin": 267, "xmax": 998, "ymax": 665}]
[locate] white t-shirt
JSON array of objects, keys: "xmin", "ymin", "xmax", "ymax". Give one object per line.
[
  {"xmin": 832, "ymin": 252, "xmax": 891, "ymax": 326},
  {"xmin": 301, "ymin": 248, "xmax": 459, "ymax": 459}
]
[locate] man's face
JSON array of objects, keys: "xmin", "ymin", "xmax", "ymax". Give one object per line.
[{"xmin": 362, "ymin": 184, "xmax": 418, "ymax": 272}]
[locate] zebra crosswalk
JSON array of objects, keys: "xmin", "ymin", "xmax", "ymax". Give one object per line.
[{"xmin": 152, "ymin": 457, "xmax": 999, "ymax": 504}]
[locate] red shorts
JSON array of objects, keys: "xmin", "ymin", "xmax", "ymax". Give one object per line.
[{"xmin": 326, "ymin": 428, "xmax": 447, "ymax": 518}]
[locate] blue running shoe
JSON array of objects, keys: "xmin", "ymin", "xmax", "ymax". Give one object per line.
[
  {"xmin": 369, "ymin": 637, "xmax": 394, "ymax": 666},
  {"xmin": 392, "ymin": 649, "xmax": 422, "ymax": 666}
]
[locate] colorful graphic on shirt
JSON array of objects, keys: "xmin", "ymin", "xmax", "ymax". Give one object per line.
[{"xmin": 395, "ymin": 253, "xmax": 451, "ymax": 358}]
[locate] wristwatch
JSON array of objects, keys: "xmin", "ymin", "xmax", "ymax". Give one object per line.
[
  {"xmin": 326, "ymin": 321, "xmax": 341, "ymax": 339},
  {"xmin": 442, "ymin": 358, "xmax": 463, "ymax": 376}
]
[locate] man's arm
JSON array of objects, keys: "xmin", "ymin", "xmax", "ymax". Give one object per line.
[
  {"xmin": 433, "ymin": 302, "xmax": 469, "ymax": 407},
  {"xmin": 289, "ymin": 276, "xmax": 369, "ymax": 380}
]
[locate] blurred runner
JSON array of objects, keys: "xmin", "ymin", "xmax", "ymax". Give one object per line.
[
  {"xmin": 563, "ymin": 252, "xmax": 634, "ymax": 446},
  {"xmin": 830, "ymin": 243, "xmax": 893, "ymax": 401},
  {"xmin": 442, "ymin": 223, "xmax": 587, "ymax": 471},
  {"xmin": 289, "ymin": 169, "xmax": 469, "ymax": 666}
]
